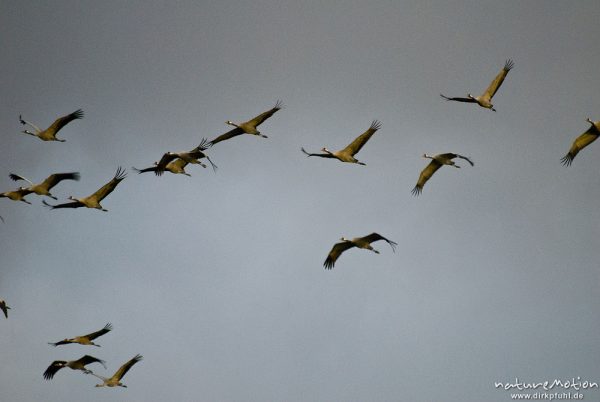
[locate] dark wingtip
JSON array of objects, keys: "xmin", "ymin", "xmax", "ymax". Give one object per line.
[
  {"xmin": 198, "ymin": 137, "xmax": 212, "ymax": 150},
  {"xmin": 274, "ymin": 100, "xmax": 284, "ymax": 110},
  {"xmin": 504, "ymin": 59, "xmax": 514, "ymax": 71},
  {"xmin": 560, "ymin": 154, "xmax": 574, "ymax": 166},
  {"xmin": 72, "ymin": 109, "xmax": 84, "ymax": 119},
  {"xmin": 42, "ymin": 200, "xmax": 55, "ymax": 209},
  {"xmin": 114, "ymin": 166, "xmax": 127, "ymax": 180},
  {"xmin": 411, "ymin": 186, "xmax": 422, "ymax": 196},
  {"xmin": 323, "ymin": 259, "xmax": 334, "ymax": 270},
  {"xmin": 370, "ymin": 120, "xmax": 382, "ymax": 131}
]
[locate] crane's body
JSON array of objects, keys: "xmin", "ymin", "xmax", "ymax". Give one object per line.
[
  {"xmin": 301, "ymin": 120, "xmax": 381, "ymax": 165},
  {"xmin": 441, "ymin": 60, "xmax": 514, "ymax": 112},
  {"xmin": 19, "ymin": 109, "xmax": 83, "ymax": 142},
  {"xmin": 412, "ymin": 153, "xmax": 474, "ymax": 196},
  {"xmin": 209, "ymin": 101, "xmax": 283, "ymax": 146}
]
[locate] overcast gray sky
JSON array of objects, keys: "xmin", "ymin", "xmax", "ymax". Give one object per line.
[{"xmin": 1, "ymin": 1, "xmax": 599, "ymax": 401}]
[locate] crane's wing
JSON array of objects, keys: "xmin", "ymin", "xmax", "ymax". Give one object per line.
[
  {"xmin": 77, "ymin": 355, "xmax": 107, "ymax": 369},
  {"xmin": 88, "ymin": 168, "xmax": 126, "ymax": 202},
  {"xmin": 19, "ymin": 115, "xmax": 42, "ymax": 132},
  {"xmin": 437, "ymin": 153, "xmax": 474, "ymax": 167},
  {"xmin": 411, "ymin": 160, "xmax": 442, "ymax": 196},
  {"xmin": 360, "ymin": 233, "xmax": 398, "ymax": 252},
  {"xmin": 189, "ymin": 138, "xmax": 212, "ymax": 152},
  {"xmin": 40, "ymin": 172, "xmax": 81, "ymax": 190},
  {"xmin": 483, "ymin": 59, "xmax": 513, "ymax": 100},
  {"xmin": 455, "ymin": 154, "xmax": 474, "ymax": 166},
  {"xmin": 43, "ymin": 361, "xmax": 66, "ymax": 380},
  {"xmin": 561, "ymin": 123, "xmax": 600, "ymax": 166},
  {"xmin": 340, "ymin": 120, "xmax": 381, "ymax": 156},
  {"xmin": 301, "ymin": 147, "xmax": 335, "ymax": 158},
  {"xmin": 113, "ymin": 354, "xmax": 142, "ymax": 381},
  {"xmin": 84, "ymin": 323, "xmax": 113, "ymax": 340},
  {"xmin": 323, "ymin": 241, "xmax": 355, "ymax": 269},
  {"xmin": 132, "ymin": 165, "xmax": 158, "ymax": 174},
  {"xmin": 48, "ymin": 339, "xmax": 72, "ymax": 346},
  {"xmin": 47, "ymin": 109, "xmax": 84, "ymax": 133},
  {"xmin": 440, "ymin": 94, "xmax": 477, "ymax": 103},
  {"xmin": 246, "ymin": 100, "xmax": 283, "ymax": 127},
  {"xmin": 8, "ymin": 173, "xmax": 34, "ymax": 185},
  {"xmin": 208, "ymin": 127, "xmax": 245, "ymax": 146},
  {"xmin": 155, "ymin": 153, "xmax": 179, "ymax": 175},
  {"xmin": 43, "ymin": 200, "xmax": 83, "ymax": 209}
]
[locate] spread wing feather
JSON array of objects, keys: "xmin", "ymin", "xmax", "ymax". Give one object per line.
[
  {"xmin": 89, "ymin": 168, "xmax": 126, "ymax": 202},
  {"xmin": 47, "ymin": 109, "xmax": 84, "ymax": 133},
  {"xmin": 412, "ymin": 160, "xmax": 442, "ymax": 196},
  {"xmin": 341, "ymin": 120, "xmax": 381, "ymax": 155},
  {"xmin": 483, "ymin": 59, "xmax": 514, "ymax": 99},
  {"xmin": 323, "ymin": 241, "xmax": 355, "ymax": 269}
]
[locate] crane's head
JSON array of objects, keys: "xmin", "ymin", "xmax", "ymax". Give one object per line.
[
  {"xmin": 340, "ymin": 237, "xmax": 349, "ymax": 242},
  {"xmin": 321, "ymin": 147, "xmax": 332, "ymax": 154},
  {"xmin": 225, "ymin": 120, "xmax": 236, "ymax": 127},
  {"xmin": 467, "ymin": 93, "xmax": 474, "ymax": 100},
  {"xmin": 422, "ymin": 153, "xmax": 433, "ymax": 159}
]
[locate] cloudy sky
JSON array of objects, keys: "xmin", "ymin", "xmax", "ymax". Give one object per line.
[{"xmin": 1, "ymin": 1, "xmax": 599, "ymax": 401}]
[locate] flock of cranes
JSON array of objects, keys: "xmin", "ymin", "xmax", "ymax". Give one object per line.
[
  {"xmin": 2, "ymin": 57, "xmax": 600, "ymax": 390},
  {"xmin": 42, "ymin": 322, "xmax": 143, "ymax": 387}
]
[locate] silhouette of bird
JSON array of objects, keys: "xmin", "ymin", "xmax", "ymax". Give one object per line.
[
  {"xmin": 43, "ymin": 168, "xmax": 126, "ymax": 212},
  {"xmin": 209, "ymin": 101, "xmax": 283, "ymax": 146},
  {"xmin": 561, "ymin": 118, "xmax": 600, "ymax": 166},
  {"xmin": 324, "ymin": 232, "xmax": 397, "ymax": 269},
  {"xmin": 440, "ymin": 60, "xmax": 514, "ymax": 111},
  {"xmin": 301, "ymin": 120, "xmax": 381, "ymax": 165},
  {"xmin": 49, "ymin": 323, "xmax": 112, "ymax": 347},
  {"xmin": 9, "ymin": 172, "xmax": 80, "ymax": 200},
  {"xmin": 411, "ymin": 153, "xmax": 474, "ymax": 196},
  {"xmin": 133, "ymin": 159, "xmax": 192, "ymax": 176},
  {"xmin": 90, "ymin": 354, "xmax": 142, "ymax": 388},
  {"xmin": 154, "ymin": 139, "xmax": 216, "ymax": 175},
  {"xmin": 43, "ymin": 355, "xmax": 106, "ymax": 380},
  {"xmin": 0, "ymin": 188, "xmax": 32, "ymax": 204},
  {"xmin": 19, "ymin": 109, "xmax": 83, "ymax": 142},
  {"xmin": 0, "ymin": 299, "xmax": 10, "ymax": 318}
]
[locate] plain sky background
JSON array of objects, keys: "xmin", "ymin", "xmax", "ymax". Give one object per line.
[{"xmin": 1, "ymin": 1, "xmax": 599, "ymax": 401}]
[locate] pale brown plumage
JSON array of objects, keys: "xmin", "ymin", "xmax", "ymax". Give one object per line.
[
  {"xmin": 209, "ymin": 100, "xmax": 283, "ymax": 146},
  {"xmin": 411, "ymin": 153, "xmax": 474, "ymax": 196},
  {"xmin": 19, "ymin": 109, "xmax": 84, "ymax": 142},
  {"xmin": 302, "ymin": 120, "xmax": 381, "ymax": 165},
  {"xmin": 440, "ymin": 59, "xmax": 514, "ymax": 111},
  {"xmin": 561, "ymin": 118, "xmax": 600, "ymax": 166},
  {"xmin": 49, "ymin": 323, "xmax": 112, "ymax": 347},
  {"xmin": 43, "ymin": 168, "xmax": 126, "ymax": 211},
  {"xmin": 324, "ymin": 232, "xmax": 397, "ymax": 269},
  {"xmin": 91, "ymin": 354, "xmax": 142, "ymax": 388},
  {"xmin": 43, "ymin": 355, "xmax": 106, "ymax": 380},
  {"xmin": 9, "ymin": 172, "xmax": 80, "ymax": 200},
  {"xmin": 0, "ymin": 188, "xmax": 32, "ymax": 204}
]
